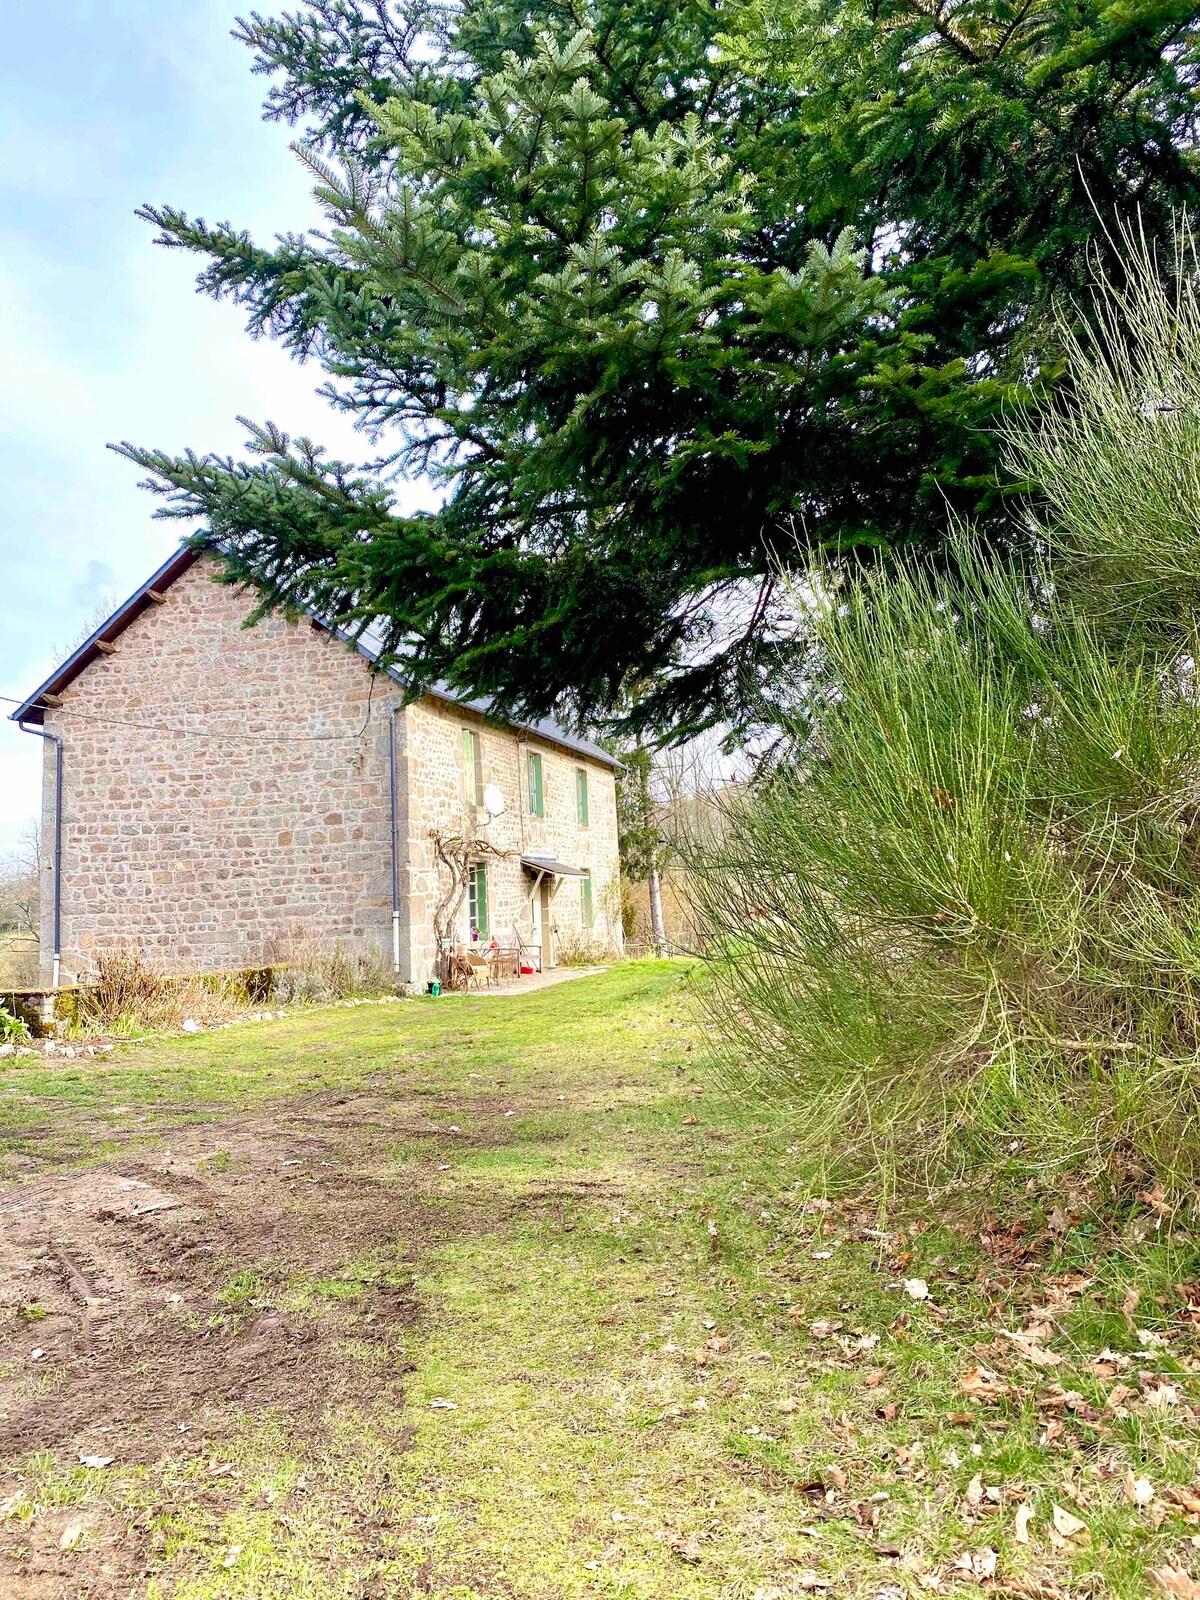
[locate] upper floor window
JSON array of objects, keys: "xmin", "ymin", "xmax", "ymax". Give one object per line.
[
  {"xmin": 527, "ymin": 750, "xmax": 544, "ymax": 817},
  {"xmin": 576, "ymin": 767, "xmax": 589, "ymax": 828},
  {"xmin": 462, "ymin": 728, "xmax": 482, "ymax": 807}
]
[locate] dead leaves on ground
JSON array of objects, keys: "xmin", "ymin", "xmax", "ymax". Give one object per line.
[
  {"xmin": 1150, "ymin": 1568, "xmax": 1200, "ymax": 1600},
  {"xmin": 953, "ymin": 1546, "xmax": 999, "ymax": 1581}
]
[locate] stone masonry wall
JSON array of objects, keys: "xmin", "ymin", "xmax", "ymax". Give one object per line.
[
  {"xmin": 39, "ymin": 557, "xmax": 400, "ymax": 982},
  {"xmin": 36, "ymin": 554, "xmax": 621, "ymax": 989},
  {"xmin": 402, "ymin": 696, "xmax": 622, "ymax": 987}
]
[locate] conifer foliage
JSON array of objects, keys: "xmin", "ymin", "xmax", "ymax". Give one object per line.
[{"xmin": 116, "ymin": 0, "xmax": 1200, "ymax": 737}]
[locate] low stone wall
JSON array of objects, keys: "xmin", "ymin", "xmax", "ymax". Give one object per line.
[{"xmin": 0, "ymin": 989, "xmax": 74, "ymax": 1038}]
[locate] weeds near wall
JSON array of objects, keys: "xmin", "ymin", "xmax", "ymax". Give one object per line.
[
  {"xmin": 553, "ymin": 931, "xmax": 619, "ymax": 968},
  {"xmin": 267, "ymin": 936, "xmax": 394, "ymax": 1004},
  {"xmin": 69, "ymin": 952, "xmax": 252, "ymax": 1036},
  {"xmin": 64, "ymin": 941, "xmax": 395, "ymax": 1036},
  {"xmin": 0, "ymin": 1006, "xmax": 30, "ymax": 1045}
]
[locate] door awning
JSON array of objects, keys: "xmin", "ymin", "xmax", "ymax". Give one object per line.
[{"xmin": 521, "ymin": 854, "xmax": 586, "ymax": 878}]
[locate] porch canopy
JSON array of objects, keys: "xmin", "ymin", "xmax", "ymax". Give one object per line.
[{"xmin": 521, "ymin": 854, "xmax": 586, "ymax": 878}]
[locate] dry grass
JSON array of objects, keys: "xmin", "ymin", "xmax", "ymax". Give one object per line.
[
  {"xmin": 59, "ymin": 940, "xmax": 395, "ymax": 1039},
  {"xmin": 0, "ymin": 932, "xmax": 39, "ymax": 989}
]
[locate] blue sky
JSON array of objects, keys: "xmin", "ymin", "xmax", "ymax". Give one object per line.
[{"xmin": 0, "ymin": 1, "xmax": 395, "ymax": 852}]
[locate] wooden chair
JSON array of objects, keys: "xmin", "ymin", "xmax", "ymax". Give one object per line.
[{"xmin": 460, "ymin": 944, "xmax": 494, "ymax": 989}]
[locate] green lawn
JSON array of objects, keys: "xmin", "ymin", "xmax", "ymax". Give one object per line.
[{"xmin": 1, "ymin": 962, "xmax": 1198, "ymax": 1598}]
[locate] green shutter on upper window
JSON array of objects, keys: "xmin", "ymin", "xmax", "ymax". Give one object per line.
[
  {"xmin": 462, "ymin": 728, "xmax": 478, "ymax": 806},
  {"xmin": 528, "ymin": 751, "xmax": 543, "ymax": 817},
  {"xmin": 580, "ymin": 870, "xmax": 593, "ymax": 928},
  {"xmin": 576, "ymin": 767, "xmax": 589, "ymax": 827}
]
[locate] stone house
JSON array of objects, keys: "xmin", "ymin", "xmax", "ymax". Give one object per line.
[{"xmin": 11, "ymin": 546, "xmax": 622, "ymax": 989}]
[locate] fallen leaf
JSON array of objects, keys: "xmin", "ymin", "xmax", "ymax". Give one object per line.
[
  {"xmin": 1126, "ymin": 1472, "xmax": 1155, "ymax": 1507},
  {"xmin": 795, "ymin": 1573, "xmax": 833, "ymax": 1591},
  {"xmin": 962, "ymin": 1367, "xmax": 1012, "ymax": 1403},
  {"xmin": 1149, "ymin": 1568, "xmax": 1200, "ymax": 1599},
  {"xmin": 222, "ymin": 1545, "xmax": 244, "ymax": 1569},
  {"xmin": 1145, "ymin": 1382, "xmax": 1181, "ymax": 1409},
  {"xmin": 1051, "ymin": 1504, "xmax": 1087, "ymax": 1541},
  {"xmin": 1105, "ymin": 1382, "xmax": 1137, "ymax": 1410},
  {"xmin": 965, "ymin": 1474, "xmax": 985, "ymax": 1509},
  {"xmin": 1141, "ymin": 1183, "xmax": 1174, "ymax": 1218},
  {"xmin": 665, "ymin": 1533, "xmax": 702, "ymax": 1564},
  {"xmin": 1014, "ymin": 1504, "xmax": 1034, "ymax": 1544},
  {"xmin": 59, "ymin": 1524, "xmax": 84, "ymax": 1552},
  {"xmin": 1122, "ymin": 1286, "xmax": 1141, "ymax": 1331},
  {"xmin": 904, "ymin": 1278, "xmax": 930, "ymax": 1301},
  {"xmin": 827, "ymin": 1464, "xmax": 848, "ymax": 1491},
  {"xmin": 1000, "ymin": 1331, "xmax": 1063, "ymax": 1368},
  {"xmin": 953, "ymin": 1548, "xmax": 998, "ymax": 1579},
  {"xmin": 777, "ymin": 1396, "xmax": 802, "ymax": 1412},
  {"xmin": 1163, "ymin": 1486, "xmax": 1200, "ymax": 1518}
]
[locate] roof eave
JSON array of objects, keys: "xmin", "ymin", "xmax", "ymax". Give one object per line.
[
  {"xmin": 11, "ymin": 543, "xmax": 623, "ymax": 770},
  {"xmin": 9, "ymin": 544, "xmax": 202, "ymax": 726}
]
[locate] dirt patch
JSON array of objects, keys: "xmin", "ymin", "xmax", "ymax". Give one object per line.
[
  {"xmin": 0, "ymin": 1077, "xmax": 583, "ymax": 1597},
  {"xmin": 0, "ymin": 1502, "xmax": 143, "ymax": 1600},
  {"xmin": 0, "ymin": 1096, "xmax": 450, "ymax": 1598},
  {"xmin": 0, "ymin": 1145, "xmax": 422, "ymax": 1453}
]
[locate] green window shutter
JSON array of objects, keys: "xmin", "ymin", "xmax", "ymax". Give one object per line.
[
  {"xmin": 473, "ymin": 864, "xmax": 489, "ymax": 938},
  {"xmin": 576, "ymin": 768, "xmax": 589, "ymax": 827},
  {"xmin": 462, "ymin": 729, "xmax": 477, "ymax": 806},
  {"xmin": 581, "ymin": 870, "xmax": 593, "ymax": 929},
  {"xmin": 528, "ymin": 751, "xmax": 543, "ymax": 817}
]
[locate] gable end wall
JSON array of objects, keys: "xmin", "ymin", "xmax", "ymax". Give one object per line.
[{"xmin": 39, "ymin": 558, "xmax": 399, "ymax": 981}]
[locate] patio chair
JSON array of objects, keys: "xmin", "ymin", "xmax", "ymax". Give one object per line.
[{"xmin": 460, "ymin": 944, "xmax": 495, "ymax": 989}]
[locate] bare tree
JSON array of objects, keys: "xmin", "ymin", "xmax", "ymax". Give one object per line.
[{"xmin": 0, "ymin": 822, "xmax": 41, "ymax": 944}]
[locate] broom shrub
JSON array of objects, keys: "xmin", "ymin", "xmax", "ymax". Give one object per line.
[{"xmin": 690, "ymin": 222, "xmax": 1200, "ymax": 1202}]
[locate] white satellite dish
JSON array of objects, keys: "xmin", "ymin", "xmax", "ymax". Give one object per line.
[{"xmin": 483, "ymin": 784, "xmax": 506, "ymax": 818}]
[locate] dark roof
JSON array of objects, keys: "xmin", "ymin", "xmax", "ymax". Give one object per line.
[{"xmin": 10, "ymin": 544, "xmax": 621, "ymax": 770}]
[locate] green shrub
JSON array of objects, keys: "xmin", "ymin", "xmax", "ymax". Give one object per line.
[
  {"xmin": 0, "ymin": 1006, "xmax": 30, "ymax": 1045},
  {"xmin": 690, "ymin": 219, "xmax": 1200, "ymax": 1204}
]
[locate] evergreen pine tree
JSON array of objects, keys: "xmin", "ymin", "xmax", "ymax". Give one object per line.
[{"xmin": 115, "ymin": 0, "xmax": 1200, "ymax": 737}]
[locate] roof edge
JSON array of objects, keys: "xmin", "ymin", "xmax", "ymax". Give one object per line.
[
  {"xmin": 10, "ymin": 544, "xmax": 622, "ymax": 769},
  {"xmin": 9, "ymin": 544, "xmax": 202, "ymax": 725}
]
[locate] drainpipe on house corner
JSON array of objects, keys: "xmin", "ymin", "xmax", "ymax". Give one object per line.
[
  {"xmin": 389, "ymin": 705, "xmax": 403, "ymax": 977},
  {"xmin": 18, "ymin": 722, "xmax": 63, "ymax": 990}
]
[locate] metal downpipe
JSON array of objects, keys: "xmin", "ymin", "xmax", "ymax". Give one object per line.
[
  {"xmin": 17, "ymin": 722, "xmax": 63, "ymax": 989},
  {"xmin": 389, "ymin": 705, "xmax": 402, "ymax": 976}
]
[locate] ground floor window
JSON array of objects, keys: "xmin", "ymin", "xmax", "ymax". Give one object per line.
[
  {"xmin": 468, "ymin": 862, "xmax": 490, "ymax": 940},
  {"xmin": 580, "ymin": 869, "xmax": 593, "ymax": 929}
]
